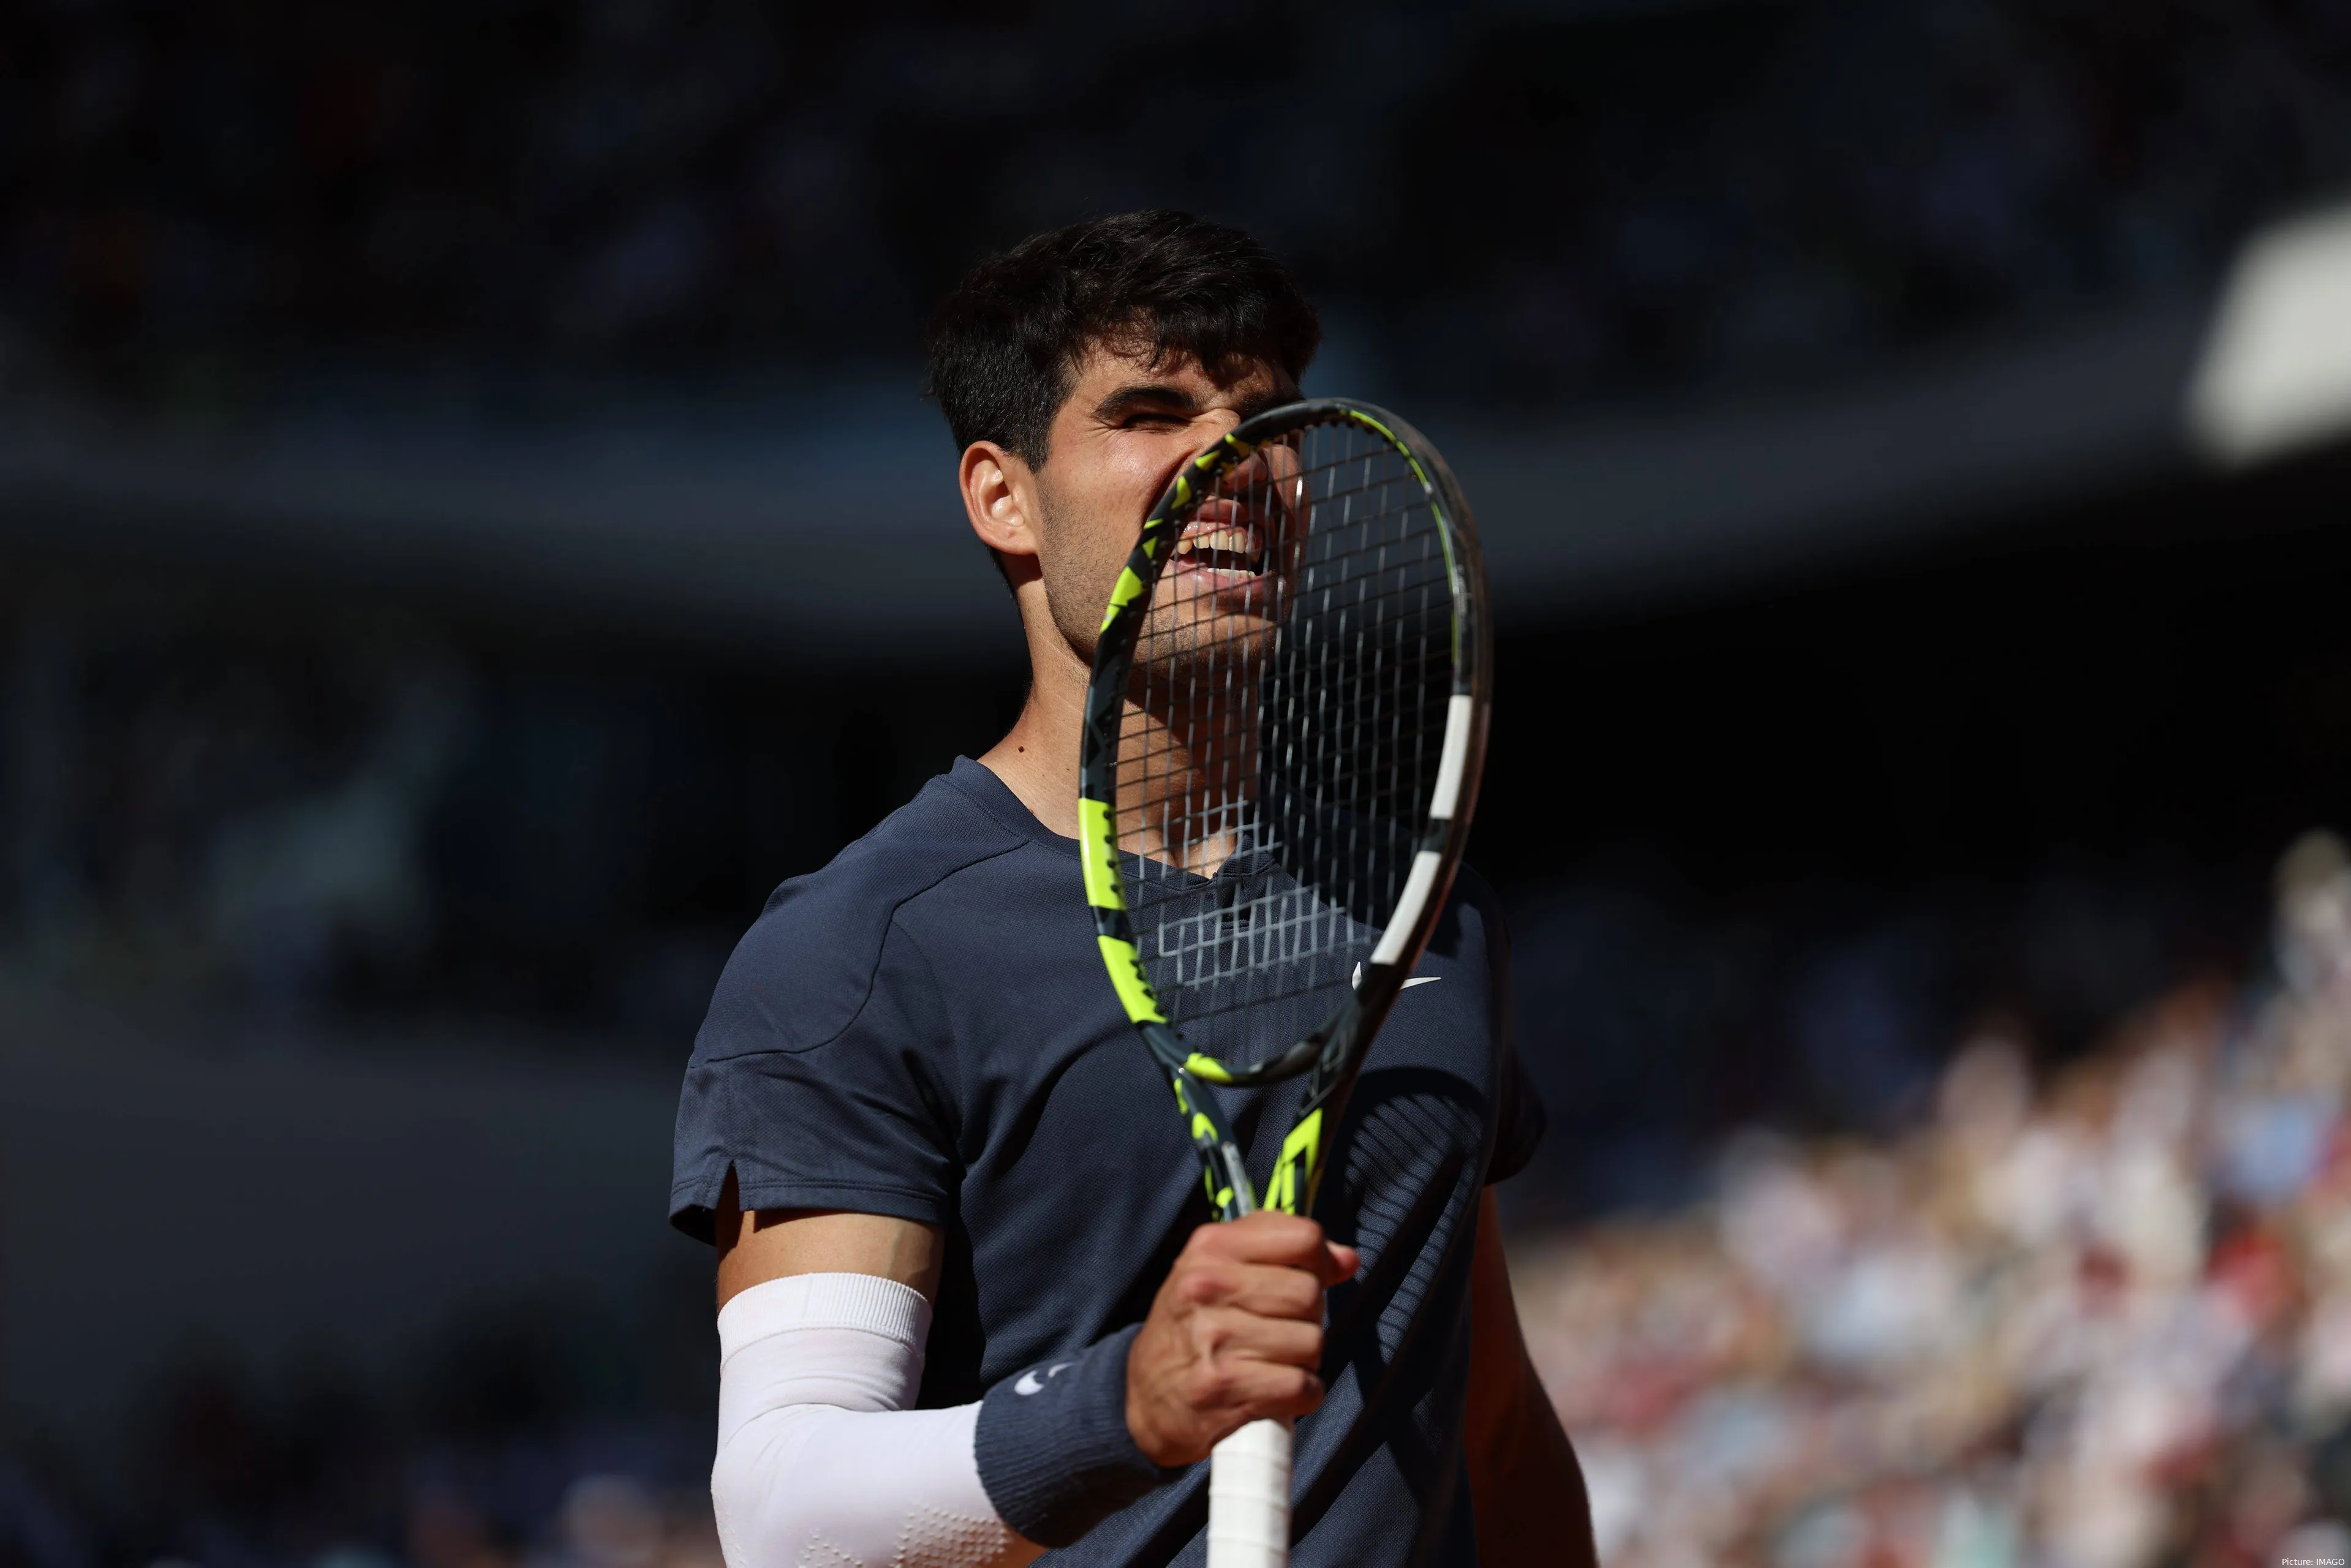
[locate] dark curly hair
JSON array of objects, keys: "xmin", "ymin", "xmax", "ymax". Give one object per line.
[{"xmin": 923, "ymin": 210, "xmax": 1321, "ymax": 469}]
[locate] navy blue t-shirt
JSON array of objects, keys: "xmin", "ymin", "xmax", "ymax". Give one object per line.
[{"xmin": 671, "ymin": 758, "xmax": 1544, "ymax": 1567}]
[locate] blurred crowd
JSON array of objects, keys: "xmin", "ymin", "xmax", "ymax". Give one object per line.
[
  {"xmin": 0, "ymin": 1436, "xmax": 726, "ymax": 1568},
  {"xmin": 1387, "ymin": 0, "xmax": 2351, "ymax": 402},
  {"xmin": 1515, "ymin": 831, "xmax": 2351, "ymax": 1568},
  {"xmin": 3, "ymin": 0, "xmax": 2347, "ymax": 412},
  {"xmin": 0, "ymin": 586, "xmax": 977, "ymax": 1039},
  {"xmin": 0, "ymin": 1303, "xmax": 726, "ymax": 1568}
]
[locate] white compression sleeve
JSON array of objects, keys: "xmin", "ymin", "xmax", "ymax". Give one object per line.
[{"xmin": 711, "ymin": 1273, "xmax": 1039, "ymax": 1568}]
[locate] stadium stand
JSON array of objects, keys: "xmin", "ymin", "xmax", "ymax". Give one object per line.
[
  {"xmin": 7, "ymin": 4, "xmax": 2351, "ymax": 1562},
  {"xmin": 1, "ymin": 1, "xmax": 2347, "ymax": 408},
  {"xmin": 1514, "ymin": 832, "xmax": 2351, "ymax": 1567}
]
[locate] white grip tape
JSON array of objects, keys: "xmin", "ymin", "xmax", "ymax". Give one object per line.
[{"xmin": 1207, "ymin": 1417, "xmax": 1293, "ymax": 1568}]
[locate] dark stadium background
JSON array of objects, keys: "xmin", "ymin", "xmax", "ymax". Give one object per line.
[{"xmin": 4, "ymin": 2, "xmax": 2350, "ymax": 1564}]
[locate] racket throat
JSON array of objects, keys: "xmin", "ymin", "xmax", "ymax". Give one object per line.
[{"xmin": 1220, "ymin": 1142, "xmax": 1258, "ymax": 1218}]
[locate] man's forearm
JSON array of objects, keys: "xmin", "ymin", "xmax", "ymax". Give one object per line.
[{"xmin": 711, "ymin": 1272, "xmax": 1043, "ymax": 1568}]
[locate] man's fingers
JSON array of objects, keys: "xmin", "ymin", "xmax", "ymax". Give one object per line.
[
  {"xmin": 1148, "ymin": 1356, "xmax": 1329, "ymax": 1465},
  {"xmin": 1214, "ymin": 1359, "xmax": 1326, "ymax": 1425},
  {"xmin": 1192, "ymin": 1212, "xmax": 1336, "ymax": 1268},
  {"xmin": 1177, "ymin": 1260, "xmax": 1329, "ymax": 1320},
  {"xmin": 1193, "ymin": 1211, "xmax": 1325, "ymax": 1263},
  {"xmin": 1251, "ymin": 1368, "xmax": 1328, "ymax": 1422},
  {"xmin": 1199, "ymin": 1308, "xmax": 1323, "ymax": 1371},
  {"xmin": 1182, "ymin": 1218, "xmax": 1360, "ymax": 1293},
  {"xmin": 1131, "ymin": 1227, "xmax": 1353, "ymax": 1466},
  {"xmin": 1190, "ymin": 1337, "xmax": 1327, "ymax": 1417}
]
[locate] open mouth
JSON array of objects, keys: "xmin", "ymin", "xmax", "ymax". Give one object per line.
[
  {"xmin": 1173, "ymin": 527, "xmax": 1263, "ymax": 576},
  {"xmin": 1170, "ymin": 501, "xmax": 1267, "ymax": 578}
]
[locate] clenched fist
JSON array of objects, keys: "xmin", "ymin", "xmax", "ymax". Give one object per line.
[{"xmin": 1124, "ymin": 1212, "xmax": 1360, "ymax": 1467}]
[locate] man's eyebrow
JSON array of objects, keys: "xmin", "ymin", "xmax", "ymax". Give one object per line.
[
  {"xmin": 1091, "ymin": 382, "xmax": 1297, "ymax": 424},
  {"xmin": 1092, "ymin": 383, "xmax": 1202, "ymax": 422}
]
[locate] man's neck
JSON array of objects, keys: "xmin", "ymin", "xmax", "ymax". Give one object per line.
[
  {"xmin": 1112, "ymin": 695, "xmax": 1257, "ymax": 876},
  {"xmin": 977, "ymin": 590, "xmax": 1256, "ymax": 872},
  {"xmin": 976, "ymin": 612, "xmax": 1090, "ymax": 840},
  {"xmin": 979, "ymin": 650, "xmax": 1255, "ymax": 876},
  {"xmin": 978, "ymin": 694, "xmax": 1082, "ymax": 841}
]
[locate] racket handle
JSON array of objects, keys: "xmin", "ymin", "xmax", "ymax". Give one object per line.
[{"xmin": 1207, "ymin": 1417, "xmax": 1293, "ymax": 1568}]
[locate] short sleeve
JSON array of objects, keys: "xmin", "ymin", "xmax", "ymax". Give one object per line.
[
  {"xmin": 1488, "ymin": 1045, "xmax": 1548, "ymax": 1185},
  {"xmin": 670, "ymin": 917, "xmax": 959, "ymax": 1242},
  {"xmin": 1463, "ymin": 864, "xmax": 1546, "ymax": 1185}
]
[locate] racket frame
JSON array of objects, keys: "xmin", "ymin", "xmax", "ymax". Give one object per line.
[{"xmin": 1076, "ymin": 398, "xmax": 1491, "ymax": 1224}]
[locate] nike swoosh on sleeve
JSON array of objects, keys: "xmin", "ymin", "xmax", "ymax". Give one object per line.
[{"xmin": 1352, "ymin": 962, "xmax": 1442, "ymax": 990}]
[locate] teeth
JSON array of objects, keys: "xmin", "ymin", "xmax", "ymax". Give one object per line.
[{"xmin": 1177, "ymin": 528, "xmax": 1256, "ymax": 559}]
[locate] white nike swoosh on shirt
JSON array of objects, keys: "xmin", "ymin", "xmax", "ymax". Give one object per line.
[
  {"xmin": 1352, "ymin": 963, "xmax": 1441, "ymax": 990},
  {"xmin": 1013, "ymin": 1363, "xmax": 1073, "ymax": 1396}
]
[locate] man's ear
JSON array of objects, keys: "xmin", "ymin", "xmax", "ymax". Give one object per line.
[{"xmin": 959, "ymin": 442, "xmax": 1040, "ymax": 561}]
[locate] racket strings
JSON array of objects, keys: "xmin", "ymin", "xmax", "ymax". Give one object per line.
[{"xmin": 1116, "ymin": 418, "xmax": 1455, "ymax": 1060}]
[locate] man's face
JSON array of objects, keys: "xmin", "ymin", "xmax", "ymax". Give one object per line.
[{"xmin": 1027, "ymin": 340, "xmax": 1297, "ymax": 665}]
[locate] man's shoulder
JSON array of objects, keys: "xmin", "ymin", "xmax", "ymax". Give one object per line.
[
  {"xmin": 1425, "ymin": 858, "xmax": 1506, "ymax": 951},
  {"xmin": 1447, "ymin": 859, "xmax": 1506, "ymax": 938},
  {"xmin": 693, "ymin": 764, "xmax": 1038, "ymax": 1059}
]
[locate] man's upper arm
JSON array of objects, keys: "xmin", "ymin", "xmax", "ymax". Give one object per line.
[{"xmin": 714, "ymin": 1167, "xmax": 946, "ymax": 1310}]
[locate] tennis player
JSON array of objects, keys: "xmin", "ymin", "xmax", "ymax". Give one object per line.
[{"xmin": 670, "ymin": 211, "xmax": 1594, "ymax": 1568}]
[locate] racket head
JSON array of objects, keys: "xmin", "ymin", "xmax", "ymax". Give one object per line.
[{"xmin": 1077, "ymin": 399, "xmax": 1490, "ymax": 1216}]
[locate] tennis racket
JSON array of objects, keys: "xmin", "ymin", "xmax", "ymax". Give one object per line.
[{"xmin": 1077, "ymin": 399, "xmax": 1491, "ymax": 1568}]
